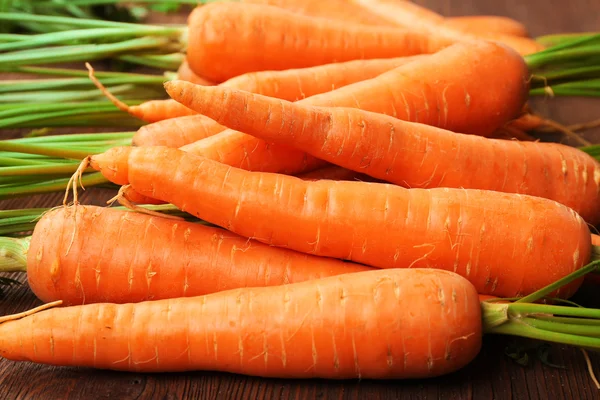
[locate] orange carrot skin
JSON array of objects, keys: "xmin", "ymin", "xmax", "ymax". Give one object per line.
[
  {"xmin": 27, "ymin": 205, "xmax": 370, "ymax": 305},
  {"xmin": 91, "ymin": 146, "xmax": 589, "ymax": 299},
  {"xmin": 0, "ymin": 268, "xmax": 482, "ymax": 377},
  {"xmin": 133, "ymin": 114, "xmax": 226, "ymax": 147},
  {"xmin": 179, "ymin": 41, "xmax": 529, "ymax": 175},
  {"xmin": 297, "ymin": 165, "xmax": 379, "ymax": 182},
  {"xmin": 443, "ymin": 16, "xmax": 528, "ymax": 37},
  {"xmin": 177, "ymin": 60, "xmax": 215, "ymax": 86},
  {"xmin": 170, "ymin": 83, "xmax": 600, "ymax": 225},
  {"xmin": 186, "ymin": 3, "xmax": 453, "ymax": 82},
  {"xmin": 128, "ymin": 100, "xmax": 196, "ymax": 123}
]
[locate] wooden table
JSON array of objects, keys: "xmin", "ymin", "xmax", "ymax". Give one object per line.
[{"xmin": 0, "ymin": 1, "xmax": 599, "ymax": 398}]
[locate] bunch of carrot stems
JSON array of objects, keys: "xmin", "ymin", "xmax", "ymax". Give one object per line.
[{"xmin": 0, "ymin": 0, "xmax": 599, "ymax": 382}]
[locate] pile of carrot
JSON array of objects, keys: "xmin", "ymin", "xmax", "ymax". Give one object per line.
[{"xmin": 0, "ymin": 0, "xmax": 599, "ymax": 384}]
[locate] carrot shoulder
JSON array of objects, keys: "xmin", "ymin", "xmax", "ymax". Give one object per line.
[
  {"xmin": 177, "ymin": 40, "xmax": 529, "ymax": 175},
  {"xmin": 90, "ymin": 146, "xmax": 590, "ymax": 299},
  {"xmin": 186, "ymin": 2, "xmax": 453, "ymax": 82},
  {"xmin": 166, "ymin": 82, "xmax": 600, "ymax": 226},
  {"xmin": 0, "ymin": 268, "xmax": 482, "ymax": 377}
]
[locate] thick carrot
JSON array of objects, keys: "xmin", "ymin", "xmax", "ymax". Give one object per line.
[
  {"xmin": 177, "ymin": 40, "xmax": 529, "ymax": 175},
  {"xmin": 6, "ymin": 205, "xmax": 369, "ymax": 306},
  {"xmin": 185, "ymin": 2, "xmax": 454, "ymax": 82},
  {"xmin": 89, "ymin": 146, "xmax": 590, "ymax": 299},
  {"xmin": 127, "ymin": 56, "xmax": 424, "ymax": 145},
  {"xmin": 167, "ymin": 82, "xmax": 600, "ymax": 226},
  {"xmin": 352, "ymin": 0, "xmax": 543, "ymax": 55},
  {"xmin": 0, "ymin": 268, "xmax": 483, "ymax": 377}
]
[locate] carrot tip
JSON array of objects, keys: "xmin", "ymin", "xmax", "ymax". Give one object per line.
[{"xmin": 85, "ymin": 62, "xmax": 131, "ymax": 114}]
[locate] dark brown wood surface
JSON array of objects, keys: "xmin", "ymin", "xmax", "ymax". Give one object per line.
[{"xmin": 0, "ymin": 1, "xmax": 599, "ymax": 399}]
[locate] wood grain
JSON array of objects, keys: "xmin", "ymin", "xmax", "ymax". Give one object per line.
[{"xmin": 0, "ymin": 1, "xmax": 599, "ymax": 399}]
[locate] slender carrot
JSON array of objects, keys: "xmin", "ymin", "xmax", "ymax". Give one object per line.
[
  {"xmin": 89, "ymin": 146, "xmax": 591, "ymax": 299},
  {"xmin": 0, "ymin": 268, "xmax": 483, "ymax": 377},
  {"xmin": 0, "ymin": 205, "xmax": 369, "ymax": 305},
  {"xmin": 1, "ymin": 264, "xmax": 600, "ymax": 376},
  {"xmin": 177, "ymin": 41, "xmax": 529, "ymax": 175},
  {"xmin": 166, "ymin": 82, "xmax": 600, "ymax": 226},
  {"xmin": 127, "ymin": 56, "xmax": 425, "ymax": 132},
  {"xmin": 185, "ymin": 2, "xmax": 454, "ymax": 82}
]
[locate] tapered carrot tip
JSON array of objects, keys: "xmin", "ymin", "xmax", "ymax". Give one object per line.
[
  {"xmin": 164, "ymin": 80, "xmax": 221, "ymax": 117},
  {"xmin": 90, "ymin": 146, "xmax": 133, "ymax": 186}
]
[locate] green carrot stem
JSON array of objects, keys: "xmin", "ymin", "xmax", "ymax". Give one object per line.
[
  {"xmin": 485, "ymin": 319, "xmax": 600, "ymax": 350},
  {"xmin": 7, "ymin": 132, "xmax": 134, "ymax": 144},
  {"xmin": 0, "ymin": 236, "xmax": 29, "ymax": 272},
  {"xmin": 536, "ymin": 33, "xmax": 599, "ymax": 48},
  {"xmin": 0, "ymin": 208, "xmax": 49, "ymax": 218},
  {"xmin": 532, "ymin": 65, "xmax": 600, "ymax": 82},
  {"xmin": 529, "ymin": 87, "xmax": 600, "ymax": 98},
  {"xmin": 37, "ymin": 0, "xmax": 200, "ymax": 5},
  {"xmin": 0, "ymin": 34, "xmax": 26, "ymax": 42},
  {"xmin": 0, "ymin": 162, "xmax": 88, "ymax": 176},
  {"xmin": 0, "ymin": 12, "xmax": 169, "ymax": 29},
  {"xmin": 0, "ymin": 26, "xmax": 182, "ymax": 52},
  {"xmin": 0, "ymin": 224, "xmax": 37, "ymax": 236},
  {"xmin": 8, "ymin": 66, "xmax": 170, "ymax": 79},
  {"xmin": 519, "ymin": 317, "xmax": 600, "ymax": 338},
  {"xmin": 0, "ymin": 172, "xmax": 109, "ymax": 199},
  {"xmin": 0, "ymin": 142, "xmax": 94, "ymax": 159},
  {"xmin": 526, "ymin": 45, "xmax": 600, "ymax": 69},
  {"xmin": 533, "ymin": 315, "xmax": 600, "ymax": 326},
  {"xmin": 0, "ymin": 36, "xmax": 176, "ymax": 68},
  {"xmin": 0, "ymin": 156, "xmax": 55, "ymax": 166},
  {"xmin": 117, "ymin": 52, "xmax": 184, "ymax": 70},
  {"xmin": 0, "ymin": 175, "xmax": 68, "ymax": 187},
  {"xmin": 0, "ymin": 84, "xmax": 147, "ymax": 103},
  {"xmin": 0, "ymin": 101, "xmax": 139, "ymax": 119}
]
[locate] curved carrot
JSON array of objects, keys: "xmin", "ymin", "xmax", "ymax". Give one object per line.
[
  {"xmin": 167, "ymin": 82, "xmax": 600, "ymax": 226},
  {"xmin": 15, "ymin": 205, "xmax": 370, "ymax": 305},
  {"xmin": 178, "ymin": 40, "xmax": 529, "ymax": 175},
  {"xmin": 186, "ymin": 2, "xmax": 454, "ymax": 82},
  {"xmin": 90, "ymin": 146, "xmax": 590, "ymax": 299},
  {"xmin": 0, "ymin": 268, "xmax": 482, "ymax": 377}
]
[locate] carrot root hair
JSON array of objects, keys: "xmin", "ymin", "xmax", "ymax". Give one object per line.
[
  {"xmin": 63, "ymin": 156, "xmax": 91, "ymax": 207},
  {"xmin": 107, "ymin": 184, "xmax": 184, "ymax": 221},
  {"xmin": 0, "ymin": 300, "xmax": 63, "ymax": 324},
  {"xmin": 581, "ymin": 348, "xmax": 600, "ymax": 389},
  {"xmin": 85, "ymin": 62, "xmax": 131, "ymax": 113}
]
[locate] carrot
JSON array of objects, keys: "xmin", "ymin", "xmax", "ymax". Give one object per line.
[
  {"xmin": 185, "ymin": 2, "xmax": 455, "ymax": 82},
  {"xmin": 443, "ymin": 16, "xmax": 528, "ymax": 37},
  {"xmin": 88, "ymin": 146, "xmax": 590, "ymax": 299},
  {"xmin": 2, "ymin": 264, "xmax": 600, "ymax": 376},
  {"xmin": 177, "ymin": 40, "xmax": 529, "ymax": 175},
  {"xmin": 2, "ymin": 205, "xmax": 369, "ymax": 306},
  {"xmin": 132, "ymin": 114, "xmax": 226, "ymax": 148},
  {"xmin": 176, "ymin": 60, "xmax": 215, "ymax": 86},
  {"xmin": 352, "ymin": 0, "xmax": 543, "ymax": 55},
  {"xmin": 114, "ymin": 56, "xmax": 425, "ymax": 145},
  {"xmin": 0, "ymin": 268, "xmax": 484, "ymax": 377},
  {"xmin": 166, "ymin": 82, "xmax": 600, "ymax": 226},
  {"xmin": 244, "ymin": 0, "xmax": 396, "ymax": 26}
]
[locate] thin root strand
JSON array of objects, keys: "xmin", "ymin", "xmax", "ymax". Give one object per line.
[
  {"xmin": 85, "ymin": 62, "xmax": 131, "ymax": 113},
  {"xmin": 0, "ymin": 300, "xmax": 63, "ymax": 324},
  {"xmin": 108, "ymin": 185, "xmax": 184, "ymax": 221}
]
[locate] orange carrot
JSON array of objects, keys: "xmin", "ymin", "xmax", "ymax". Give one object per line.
[
  {"xmin": 10, "ymin": 205, "xmax": 369, "ymax": 306},
  {"xmin": 177, "ymin": 40, "xmax": 529, "ymax": 175},
  {"xmin": 165, "ymin": 82, "xmax": 600, "ymax": 226},
  {"xmin": 89, "ymin": 146, "xmax": 589, "ymax": 299},
  {"xmin": 132, "ymin": 114, "xmax": 226, "ymax": 148},
  {"xmin": 185, "ymin": 2, "xmax": 454, "ymax": 82},
  {"xmin": 443, "ymin": 16, "xmax": 528, "ymax": 37},
  {"xmin": 0, "ymin": 268, "xmax": 483, "ymax": 377},
  {"xmin": 122, "ymin": 56, "xmax": 425, "ymax": 145},
  {"xmin": 296, "ymin": 165, "xmax": 377, "ymax": 182},
  {"xmin": 352, "ymin": 0, "xmax": 543, "ymax": 55},
  {"xmin": 176, "ymin": 60, "xmax": 215, "ymax": 86}
]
